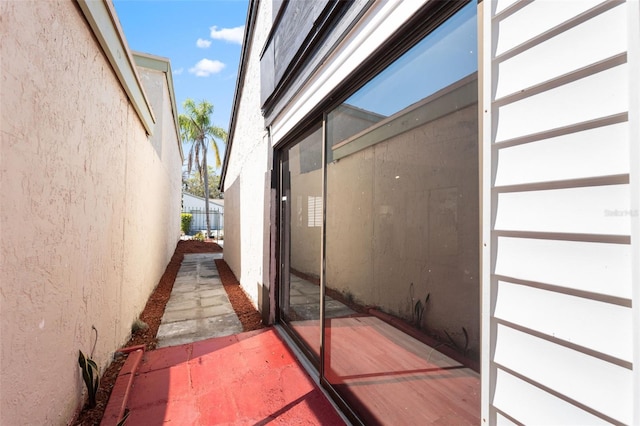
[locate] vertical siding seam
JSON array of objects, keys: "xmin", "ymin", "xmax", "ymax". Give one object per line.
[
  {"xmin": 479, "ymin": 0, "xmax": 493, "ymax": 423},
  {"xmin": 625, "ymin": 1, "xmax": 640, "ymax": 423}
]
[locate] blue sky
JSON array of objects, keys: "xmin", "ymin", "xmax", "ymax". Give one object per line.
[
  {"xmin": 346, "ymin": 2, "xmax": 476, "ymax": 117},
  {"xmin": 113, "ymin": 0, "xmax": 249, "ymax": 173}
]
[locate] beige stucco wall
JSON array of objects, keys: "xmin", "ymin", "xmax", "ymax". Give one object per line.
[
  {"xmin": 222, "ymin": 0, "xmax": 272, "ymax": 307},
  {"xmin": 0, "ymin": 1, "xmax": 182, "ymax": 424}
]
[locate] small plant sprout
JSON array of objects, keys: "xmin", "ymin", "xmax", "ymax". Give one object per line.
[
  {"xmin": 117, "ymin": 409, "xmax": 130, "ymax": 426},
  {"xmin": 78, "ymin": 325, "xmax": 100, "ymax": 408},
  {"xmin": 131, "ymin": 318, "xmax": 149, "ymax": 333},
  {"xmin": 410, "ymin": 282, "xmax": 430, "ymax": 329},
  {"xmin": 78, "ymin": 350, "xmax": 99, "ymax": 408},
  {"xmin": 444, "ymin": 327, "xmax": 470, "ymax": 356}
]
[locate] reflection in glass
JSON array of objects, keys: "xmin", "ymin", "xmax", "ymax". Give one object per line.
[
  {"xmin": 323, "ymin": 2, "xmax": 480, "ymax": 423},
  {"xmin": 279, "ymin": 126, "xmax": 324, "ymax": 359},
  {"xmin": 336, "ymin": 1, "xmax": 477, "ymax": 134},
  {"xmin": 280, "ymin": 125, "xmax": 361, "ymax": 360}
]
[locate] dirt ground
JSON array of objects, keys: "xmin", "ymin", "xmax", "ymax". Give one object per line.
[{"xmin": 74, "ymin": 239, "xmax": 265, "ymax": 425}]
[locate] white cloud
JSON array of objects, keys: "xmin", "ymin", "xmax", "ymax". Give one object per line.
[
  {"xmin": 173, "ymin": 67, "xmax": 184, "ymax": 75},
  {"xmin": 209, "ymin": 25, "xmax": 244, "ymax": 45},
  {"xmin": 189, "ymin": 59, "xmax": 225, "ymax": 77},
  {"xmin": 196, "ymin": 38, "xmax": 211, "ymax": 48}
]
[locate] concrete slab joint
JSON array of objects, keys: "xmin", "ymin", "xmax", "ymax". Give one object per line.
[{"xmin": 156, "ymin": 253, "xmax": 243, "ymax": 348}]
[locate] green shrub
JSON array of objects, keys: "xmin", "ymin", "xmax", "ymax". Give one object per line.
[
  {"xmin": 194, "ymin": 231, "xmax": 205, "ymax": 242},
  {"xmin": 181, "ymin": 213, "xmax": 193, "ymax": 234}
]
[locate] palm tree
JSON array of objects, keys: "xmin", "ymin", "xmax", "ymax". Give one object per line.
[{"xmin": 179, "ymin": 99, "xmax": 227, "ymax": 238}]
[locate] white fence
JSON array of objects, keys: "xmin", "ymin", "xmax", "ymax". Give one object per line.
[{"xmin": 182, "ymin": 208, "xmax": 223, "ymax": 237}]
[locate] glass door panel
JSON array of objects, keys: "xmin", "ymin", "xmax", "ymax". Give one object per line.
[
  {"xmin": 323, "ymin": 3, "xmax": 481, "ymax": 424},
  {"xmin": 279, "ymin": 126, "xmax": 324, "ymax": 360}
]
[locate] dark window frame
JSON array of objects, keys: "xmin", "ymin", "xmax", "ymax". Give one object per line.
[
  {"xmin": 273, "ymin": 2, "xmax": 477, "ymax": 424},
  {"xmin": 260, "ymin": 0, "xmax": 353, "ymax": 109},
  {"xmin": 272, "ymin": 0, "xmax": 472, "ymax": 151}
]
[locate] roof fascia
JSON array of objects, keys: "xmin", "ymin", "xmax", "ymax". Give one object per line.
[
  {"xmin": 76, "ymin": 0, "xmax": 155, "ymax": 135},
  {"xmin": 219, "ymin": 0, "xmax": 259, "ymax": 189},
  {"xmin": 183, "ymin": 192, "xmax": 224, "ymax": 205},
  {"xmin": 133, "ymin": 51, "xmax": 185, "ymax": 161}
]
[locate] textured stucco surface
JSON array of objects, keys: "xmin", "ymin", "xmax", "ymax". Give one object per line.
[
  {"xmin": 223, "ymin": 1, "xmax": 272, "ymax": 308},
  {"xmin": 0, "ymin": 1, "xmax": 182, "ymax": 424}
]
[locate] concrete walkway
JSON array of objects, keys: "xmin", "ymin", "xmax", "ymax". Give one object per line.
[
  {"xmin": 156, "ymin": 253, "xmax": 242, "ymax": 348},
  {"xmin": 103, "ymin": 329, "xmax": 346, "ymax": 425},
  {"xmin": 101, "ymin": 252, "xmax": 347, "ymax": 425}
]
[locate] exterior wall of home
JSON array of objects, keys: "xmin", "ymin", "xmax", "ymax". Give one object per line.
[
  {"xmin": 135, "ymin": 62, "xmax": 183, "ymax": 276},
  {"xmin": 182, "ymin": 193, "xmax": 224, "ymax": 213},
  {"xmin": 268, "ymin": 0, "xmax": 430, "ymax": 143},
  {"xmin": 222, "ymin": 0, "xmax": 273, "ymax": 307},
  {"xmin": 224, "ymin": 0, "xmax": 639, "ymax": 423},
  {"xmin": 138, "ymin": 67, "xmax": 166, "ymax": 158},
  {"xmin": 182, "ymin": 193, "xmax": 224, "ymax": 234},
  {"xmin": 481, "ymin": 1, "xmax": 639, "ymax": 424},
  {"xmin": 0, "ymin": 1, "xmax": 182, "ymax": 424},
  {"xmin": 262, "ymin": 0, "xmax": 371, "ymax": 125}
]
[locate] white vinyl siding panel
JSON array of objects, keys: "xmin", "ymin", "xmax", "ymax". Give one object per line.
[
  {"xmin": 494, "ymin": 281, "xmax": 632, "ymax": 363},
  {"xmin": 493, "ymin": 369, "xmax": 611, "ymax": 426},
  {"xmin": 495, "ymin": 3, "xmax": 627, "ymax": 99},
  {"xmin": 494, "ymin": 122, "xmax": 629, "ymax": 186},
  {"xmin": 494, "ymin": 64, "xmax": 628, "ymax": 143},
  {"xmin": 483, "ymin": 0, "xmax": 636, "ymax": 424},
  {"xmin": 493, "ymin": 0, "xmax": 519, "ymax": 17},
  {"xmin": 495, "ymin": 0, "xmax": 604, "ymax": 56},
  {"xmin": 495, "ymin": 237, "xmax": 631, "ymax": 299},
  {"xmin": 495, "ymin": 185, "xmax": 631, "ymax": 235},
  {"xmin": 494, "ymin": 325, "xmax": 633, "ymax": 423}
]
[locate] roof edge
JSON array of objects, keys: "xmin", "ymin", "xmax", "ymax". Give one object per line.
[
  {"xmin": 219, "ymin": 0, "xmax": 259, "ymax": 190},
  {"xmin": 133, "ymin": 51, "xmax": 185, "ymax": 161},
  {"xmin": 183, "ymin": 192, "xmax": 225, "ymax": 205},
  {"xmin": 76, "ymin": 0, "xmax": 156, "ymax": 135}
]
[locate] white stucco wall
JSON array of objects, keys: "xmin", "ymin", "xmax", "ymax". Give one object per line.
[
  {"xmin": 223, "ymin": 0, "xmax": 272, "ymax": 307},
  {"xmin": 0, "ymin": 1, "xmax": 182, "ymax": 424}
]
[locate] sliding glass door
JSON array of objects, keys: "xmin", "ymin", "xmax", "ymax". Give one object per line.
[
  {"xmin": 278, "ymin": 2, "xmax": 480, "ymax": 424},
  {"xmin": 279, "ymin": 125, "xmax": 324, "ymax": 361}
]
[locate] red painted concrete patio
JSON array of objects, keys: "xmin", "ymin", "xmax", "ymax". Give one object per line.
[{"xmin": 101, "ymin": 328, "xmax": 345, "ymax": 425}]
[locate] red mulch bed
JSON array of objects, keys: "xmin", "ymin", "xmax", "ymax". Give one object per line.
[
  {"xmin": 216, "ymin": 258, "xmax": 265, "ymax": 332},
  {"xmin": 74, "ymin": 239, "xmax": 264, "ymax": 425}
]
